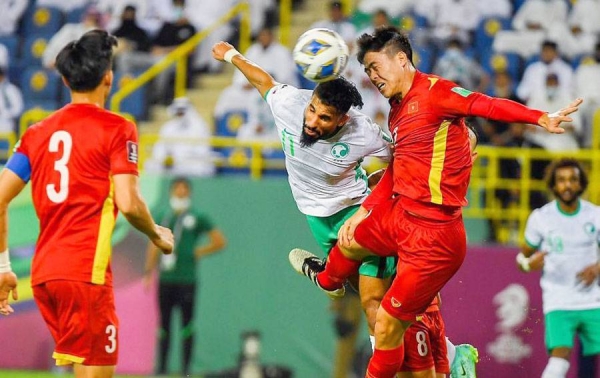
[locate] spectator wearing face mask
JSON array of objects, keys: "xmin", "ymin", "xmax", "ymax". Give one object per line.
[
  {"xmin": 516, "ymin": 40, "xmax": 573, "ymax": 103},
  {"xmin": 433, "ymin": 38, "xmax": 490, "ymax": 93},
  {"xmin": 145, "ymin": 97, "xmax": 216, "ymax": 176},
  {"xmin": 143, "ymin": 176, "xmax": 227, "ymax": 376}
]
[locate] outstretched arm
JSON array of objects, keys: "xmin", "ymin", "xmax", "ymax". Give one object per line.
[{"xmin": 212, "ymin": 41, "xmax": 279, "ymax": 98}]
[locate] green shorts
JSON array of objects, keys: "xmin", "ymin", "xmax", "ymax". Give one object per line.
[
  {"xmin": 545, "ymin": 308, "xmax": 600, "ymax": 355},
  {"xmin": 305, "ymin": 205, "xmax": 396, "ymax": 278}
]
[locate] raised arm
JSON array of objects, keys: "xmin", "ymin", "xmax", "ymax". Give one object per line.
[{"xmin": 212, "ymin": 41, "xmax": 279, "ymax": 98}]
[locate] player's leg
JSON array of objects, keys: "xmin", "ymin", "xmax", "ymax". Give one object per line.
[
  {"xmin": 367, "ymin": 305, "xmax": 412, "ymax": 377},
  {"xmin": 180, "ymin": 283, "xmax": 197, "ymax": 376},
  {"xmin": 573, "ymin": 308, "xmax": 600, "ymax": 372},
  {"xmin": 358, "ymin": 257, "xmax": 395, "ymax": 345},
  {"xmin": 542, "ymin": 310, "xmax": 576, "ymax": 378},
  {"xmin": 396, "ymin": 311, "xmax": 443, "ymax": 378},
  {"xmin": 332, "ymin": 290, "xmax": 363, "ymax": 378},
  {"xmin": 158, "ymin": 282, "xmax": 176, "ymax": 374},
  {"xmin": 37, "ymin": 281, "xmax": 119, "ymax": 378}
]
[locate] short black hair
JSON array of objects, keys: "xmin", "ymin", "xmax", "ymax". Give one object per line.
[
  {"xmin": 55, "ymin": 29, "xmax": 118, "ymax": 92},
  {"xmin": 545, "ymin": 158, "xmax": 588, "ymax": 192},
  {"xmin": 357, "ymin": 25, "xmax": 413, "ymax": 65},
  {"xmin": 313, "ymin": 76, "xmax": 363, "ymax": 114},
  {"xmin": 541, "ymin": 40, "xmax": 558, "ymax": 51}
]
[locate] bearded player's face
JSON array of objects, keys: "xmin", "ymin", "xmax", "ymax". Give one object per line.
[{"xmin": 301, "ymin": 94, "xmax": 347, "ymax": 147}]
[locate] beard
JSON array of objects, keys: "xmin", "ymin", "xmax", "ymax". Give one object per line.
[
  {"xmin": 553, "ymin": 188, "xmax": 582, "ymax": 206},
  {"xmin": 300, "ymin": 128, "xmax": 320, "ymax": 147}
]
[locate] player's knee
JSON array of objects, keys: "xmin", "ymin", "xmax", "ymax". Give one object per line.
[
  {"xmin": 361, "ymin": 296, "xmax": 382, "ymax": 333},
  {"xmin": 374, "ymin": 307, "xmax": 409, "ymax": 347},
  {"xmin": 339, "ymin": 240, "xmax": 370, "ymax": 260}
]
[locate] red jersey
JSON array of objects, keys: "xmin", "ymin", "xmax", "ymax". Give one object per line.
[
  {"xmin": 15, "ymin": 104, "xmax": 138, "ymax": 286},
  {"xmin": 364, "ymin": 71, "xmax": 544, "ymax": 220}
]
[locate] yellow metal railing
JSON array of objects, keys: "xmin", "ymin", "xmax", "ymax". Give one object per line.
[
  {"xmin": 467, "ymin": 146, "xmax": 600, "ymax": 244},
  {"xmin": 139, "ymin": 134, "xmax": 284, "ymax": 180},
  {"xmin": 110, "ymin": 2, "xmax": 251, "ymax": 113}
]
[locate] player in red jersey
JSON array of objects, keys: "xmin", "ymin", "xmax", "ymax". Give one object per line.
[
  {"xmin": 289, "ymin": 26, "xmax": 581, "ymax": 377},
  {"xmin": 0, "ymin": 30, "xmax": 173, "ymax": 378}
]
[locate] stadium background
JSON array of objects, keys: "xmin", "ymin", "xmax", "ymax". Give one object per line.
[{"xmin": 0, "ymin": 0, "xmax": 599, "ymax": 377}]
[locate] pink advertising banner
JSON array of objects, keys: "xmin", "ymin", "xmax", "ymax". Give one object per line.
[{"xmin": 442, "ymin": 245, "xmax": 599, "ymax": 378}]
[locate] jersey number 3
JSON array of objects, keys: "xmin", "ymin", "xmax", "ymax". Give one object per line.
[{"xmin": 46, "ymin": 131, "xmax": 73, "ymax": 204}]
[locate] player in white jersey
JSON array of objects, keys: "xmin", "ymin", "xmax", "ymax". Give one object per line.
[
  {"xmin": 212, "ymin": 41, "xmax": 478, "ymax": 378},
  {"xmin": 517, "ymin": 158, "xmax": 600, "ymax": 378}
]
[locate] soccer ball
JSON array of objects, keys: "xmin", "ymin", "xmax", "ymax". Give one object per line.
[{"xmin": 293, "ymin": 28, "xmax": 349, "ymax": 83}]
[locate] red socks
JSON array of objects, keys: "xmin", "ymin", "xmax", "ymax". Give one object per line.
[
  {"xmin": 316, "ymin": 244, "xmax": 362, "ymax": 290},
  {"xmin": 366, "ymin": 344, "xmax": 405, "ymax": 378}
]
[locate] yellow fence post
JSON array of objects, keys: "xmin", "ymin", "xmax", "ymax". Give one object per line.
[{"xmin": 279, "ymin": 0, "xmax": 292, "ymax": 47}]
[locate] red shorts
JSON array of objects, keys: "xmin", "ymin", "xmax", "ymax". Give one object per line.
[
  {"xmin": 355, "ymin": 196, "xmax": 466, "ymax": 321},
  {"xmin": 33, "ymin": 280, "xmax": 119, "ymax": 366},
  {"xmin": 401, "ymin": 310, "xmax": 450, "ymax": 374}
]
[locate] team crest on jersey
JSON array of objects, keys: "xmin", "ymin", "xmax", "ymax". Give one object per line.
[
  {"xmin": 451, "ymin": 87, "xmax": 473, "ymax": 98},
  {"xmin": 408, "ymin": 101, "xmax": 418, "ymax": 114},
  {"xmin": 331, "ymin": 142, "xmax": 349, "ymax": 159},
  {"xmin": 127, "ymin": 141, "xmax": 138, "ymax": 163},
  {"xmin": 584, "ymin": 222, "xmax": 596, "ymax": 235}
]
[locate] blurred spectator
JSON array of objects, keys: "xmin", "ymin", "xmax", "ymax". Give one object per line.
[
  {"xmin": 493, "ymin": 0, "xmax": 568, "ymax": 58},
  {"xmin": 0, "ymin": 63, "xmax": 23, "ymax": 133},
  {"xmin": 357, "ymin": 8, "xmax": 392, "ymax": 36},
  {"xmin": 415, "ymin": 0, "xmax": 481, "ymax": 47},
  {"xmin": 112, "ymin": 5, "xmax": 155, "ymax": 72},
  {"xmin": 186, "ymin": 0, "xmax": 236, "ymax": 73},
  {"xmin": 97, "ymin": 0, "xmax": 165, "ymax": 36},
  {"xmin": 481, "ymin": 71, "xmax": 524, "ymax": 241},
  {"xmin": 236, "ymin": 92, "xmax": 278, "ymax": 145},
  {"xmin": 37, "ymin": 0, "xmax": 89, "ymax": 12},
  {"xmin": 433, "ymin": 38, "xmax": 490, "ymax": 92},
  {"xmin": 0, "ymin": 0, "xmax": 27, "ymax": 36},
  {"xmin": 310, "ymin": 1, "xmax": 357, "ymax": 48},
  {"xmin": 214, "ymin": 82, "xmax": 257, "ymax": 124},
  {"xmin": 231, "ymin": 27, "xmax": 298, "ymax": 88},
  {"xmin": 150, "ymin": 0, "xmax": 197, "ymax": 104},
  {"xmin": 516, "ymin": 40, "xmax": 573, "ymax": 103},
  {"xmin": 574, "ymin": 42, "xmax": 600, "ymax": 148},
  {"xmin": 42, "ymin": 6, "xmax": 104, "ymax": 68},
  {"xmin": 145, "ymin": 97, "xmax": 216, "ymax": 176},
  {"xmin": 476, "ymin": 0, "xmax": 512, "ymax": 19},
  {"xmin": 550, "ymin": 0, "xmax": 600, "ymax": 59},
  {"xmin": 344, "ymin": 54, "xmax": 389, "ymax": 127},
  {"xmin": 357, "ymin": 0, "xmax": 414, "ymax": 19},
  {"xmin": 525, "ymin": 73, "xmax": 581, "ymax": 210},
  {"xmin": 247, "ymin": 0, "xmax": 277, "ymax": 36}
]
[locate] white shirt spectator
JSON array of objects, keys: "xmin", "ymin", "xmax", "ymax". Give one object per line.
[
  {"xmin": 236, "ymin": 93, "xmax": 278, "ymax": 144},
  {"xmin": 232, "ymin": 29, "xmax": 298, "ymax": 87},
  {"xmin": 415, "ymin": 0, "xmax": 480, "ymax": 44},
  {"xmin": 0, "ymin": 44, "xmax": 9, "ymax": 70},
  {"xmin": 42, "ymin": 23, "xmax": 92, "ymax": 68},
  {"xmin": 0, "ymin": 74, "xmax": 23, "ymax": 133},
  {"xmin": 433, "ymin": 44, "xmax": 489, "ymax": 92},
  {"xmin": 145, "ymin": 97, "xmax": 215, "ymax": 176},
  {"xmin": 568, "ymin": 0, "xmax": 600, "ymax": 35},
  {"xmin": 517, "ymin": 60, "xmax": 573, "ymax": 102},
  {"xmin": 477, "ymin": 0, "xmax": 512, "ymax": 19},
  {"xmin": 357, "ymin": 0, "xmax": 415, "ymax": 18},
  {"xmin": 37, "ymin": 0, "xmax": 89, "ymax": 12},
  {"xmin": 525, "ymin": 85, "xmax": 581, "ymax": 151},
  {"xmin": 546, "ymin": 0, "xmax": 600, "ymax": 58},
  {"xmin": 574, "ymin": 57, "xmax": 600, "ymax": 147},
  {"xmin": 0, "ymin": 0, "xmax": 28, "ymax": 36}
]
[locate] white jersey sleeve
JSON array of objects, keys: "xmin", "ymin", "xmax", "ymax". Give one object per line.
[{"xmin": 524, "ymin": 209, "xmax": 544, "ymax": 249}]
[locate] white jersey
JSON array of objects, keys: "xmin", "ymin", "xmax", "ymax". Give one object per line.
[
  {"xmin": 524, "ymin": 199, "xmax": 600, "ymax": 313},
  {"xmin": 265, "ymin": 84, "xmax": 392, "ymax": 217}
]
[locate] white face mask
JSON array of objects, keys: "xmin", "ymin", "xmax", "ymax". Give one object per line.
[{"xmin": 170, "ymin": 197, "xmax": 191, "ymax": 212}]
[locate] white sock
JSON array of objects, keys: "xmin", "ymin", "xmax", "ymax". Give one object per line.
[
  {"xmin": 541, "ymin": 357, "xmax": 570, "ymax": 378},
  {"xmin": 446, "ymin": 337, "xmax": 456, "ymax": 366},
  {"xmin": 370, "ymin": 335, "xmax": 375, "ymax": 352}
]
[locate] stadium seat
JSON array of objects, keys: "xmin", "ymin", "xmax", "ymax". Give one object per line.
[
  {"xmin": 474, "ymin": 17, "xmax": 511, "ymax": 60},
  {"xmin": 20, "ymin": 35, "xmax": 50, "ymax": 67},
  {"xmin": 413, "ymin": 46, "xmax": 435, "ymax": 73},
  {"xmin": 20, "ymin": 67, "xmax": 61, "ymax": 102},
  {"xmin": 0, "ymin": 35, "xmax": 20, "ymax": 65},
  {"xmin": 215, "ymin": 110, "xmax": 248, "ymax": 137},
  {"xmin": 22, "ymin": 6, "xmax": 63, "ymax": 37},
  {"xmin": 109, "ymin": 71, "xmax": 148, "ymax": 121},
  {"xmin": 481, "ymin": 51, "xmax": 523, "ymax": 82},
  {"xmin": 65, "ymin": 6, "xmax": 87, "ymax": 24}
]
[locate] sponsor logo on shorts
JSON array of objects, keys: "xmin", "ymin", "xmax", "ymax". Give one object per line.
[
  {"xmin": 391, "ymin": 297, "xmax": 402, "ymax": 308},
  {"xmin": 127, "ymin": 141, "xmax": 138, "ymax": 163}
]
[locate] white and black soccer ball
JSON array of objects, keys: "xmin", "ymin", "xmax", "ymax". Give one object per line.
[{"xmin": 293, "ymin": 28, "xmax": 349, "ymax": 83}]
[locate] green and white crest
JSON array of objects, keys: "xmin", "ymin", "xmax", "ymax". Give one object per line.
[
  {"xmin": 331, "ymin": 142, "xmax": 350, "ymax": 159},
  {"xmin": 584, "ymin": 222, "xmax": 596, "ymax": 235}
]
